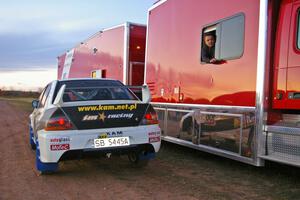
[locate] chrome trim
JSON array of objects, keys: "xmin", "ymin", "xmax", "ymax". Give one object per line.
[
  {"xmin": 153, "ymin": 107, "xmax": 166, "ymax": 111},
  {"xmin": 167, "ymin": 108, "xmax": 194, "ymax": 113},
  {"xmin": 239, "ymin": 115, "xmax": 244, "ymax": 155},
  {"xmin": 266, "ymin": 125, "xmax": 300, "ymax": 135},
  {"xmin": 162, "ymin": 136, "xmax": 258, "ymax": 166},
  {"xmin": 144, "ymin": 5, "xmax": 150, "ymax": 85},
  {"xmin": 200, "ymin": 111, "xmax": 243, "ymax": 118},
  {"xmin": 149, "ymin": 0, "xmax": 168, "ymax": 12},
  {"xmin": 151, "ymin": 102, "xmax": 255, "ymax": 111},
  {"xmin": 255, "ymin": 0, "xmax": 269, "ymax": 166},
  {"xmin": 259, "ymin": 155, "xmax": 300, "ymax": 168},
  {"xmin": 102, "ymin": 23, "xmax": 127, "ymax": 32},
  {"xmin": 123, "ymin": 22, "xmax": 130, "ymax": 84}
]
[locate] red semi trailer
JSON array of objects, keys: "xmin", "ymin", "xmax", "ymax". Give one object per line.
[
  {"xmin": 57, "ymin": 22, "xmax": 146, "ymax": 86},
  {"xmin": 145, "ymin": 0, "xmax": 300, "ymax": 167}
]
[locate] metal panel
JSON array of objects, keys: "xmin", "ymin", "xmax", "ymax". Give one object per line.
[
  {"xmin": 123, "ymin": 22, "xmax": 130, "ymax": 84},
  {"xmin": 154, "ymin": 103, "xmax": 258, "ymax": 165},
  {"xmin": 261, "ymin": 126, "xmax": 300, "ymax": 167}
]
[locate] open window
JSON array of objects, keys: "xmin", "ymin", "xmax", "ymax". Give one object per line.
[
  {"xmin": 91, "ymin": 69, "xmax": 106, "ymax": 78},
  {"xmin": 201, "ymin": 13, "xmax": 245, "ymax": 63}
]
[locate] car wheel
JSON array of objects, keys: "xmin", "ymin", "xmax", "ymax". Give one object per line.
[
  {"xmin": 29, "ymin": 125, "xmax": 36, "ymax": 150},
  {"xmin": 128, "ymin": 150, "xmax": 155, "ymax": 168},
  {"xmin": 36, "ymin": 140, "xmax": 58, "ymax": 174}
]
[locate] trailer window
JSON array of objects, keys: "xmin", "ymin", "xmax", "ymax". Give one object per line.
[{"xmin": 201, "ymin": 13, "xmax": 245, "ymax": 63}]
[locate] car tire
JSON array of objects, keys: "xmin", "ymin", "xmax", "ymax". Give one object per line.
[
  {"xmin": 36, "ymin": 140, "xmax": 58, "ymax": 174},
  {"xmin": 29, "ymin": 125, "xmax": 36, "ymax": 150},
  {"xmin": 128, "ymin": 150, "xmax": 155, "ymax": 168}
]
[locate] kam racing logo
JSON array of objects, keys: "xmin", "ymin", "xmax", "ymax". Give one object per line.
[
  {"xmin": 82, "ymin": 112, "xmax": 134, "ymax": 122},
  {"xmin": 77, "ymin": 104, "xmax": 137, "ymax": 112}
]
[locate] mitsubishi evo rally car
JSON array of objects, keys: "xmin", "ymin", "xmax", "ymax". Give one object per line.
[{"xmin": 29, "ymin": 79, "xmax": 161, "ymax": 173}]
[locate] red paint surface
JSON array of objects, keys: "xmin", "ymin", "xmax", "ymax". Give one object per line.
[
  {"xmin": 145, "ymin": 0, "xmax": 260, "ymax": 107},
  {"xmin": 273, "ymin": 0, "xmax": 300, "ymax": 110},
  {"xmin": 57, "ymin": 24, "xmax": 146, "ymax": 86},
  {"xmin": 68, "ymin": 26, "xmax": 125, "ymax": 81},
  {"xmin": 57, "ymin": 53, "xmax": 66, "ymax": 80}
]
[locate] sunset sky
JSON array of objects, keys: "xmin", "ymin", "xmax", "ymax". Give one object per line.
[{"xmin": 0, "ymin": 0, "xmax": 155, "ymax": 91}]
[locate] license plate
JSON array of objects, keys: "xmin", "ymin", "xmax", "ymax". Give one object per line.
[{"xmin": 94, "ymin": 137, "xmax": 130, "ymax": 148}]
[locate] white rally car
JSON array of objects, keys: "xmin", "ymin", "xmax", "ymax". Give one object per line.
[{"xmin": 29, "ymin": 79, "xmax": 161, "ymax": 173}]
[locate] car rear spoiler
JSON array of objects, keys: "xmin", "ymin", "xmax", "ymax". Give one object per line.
[
  {"xmin": 53, "ymin": 84, "xmax": 151, "ymax": 107},
  {"xmin": 53, "ymin": 84, "xmax": 66, "ymax": 106}
]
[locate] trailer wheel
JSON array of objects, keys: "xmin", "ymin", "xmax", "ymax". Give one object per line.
[
  {"xmin": 29, "ymin": 125, "xmax": 36, "ymax": 150},
  {"xmin": 36, "ymin": 140, "xmax": 58, "ymax": 174},
  {"xmin": 128, "ymin": 151, "xmax": 152, "ymax": 168}
]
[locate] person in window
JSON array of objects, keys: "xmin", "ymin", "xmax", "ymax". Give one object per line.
[{"xmin": 201, "ymin": 33, "xmax": 217, "ymax": 64}]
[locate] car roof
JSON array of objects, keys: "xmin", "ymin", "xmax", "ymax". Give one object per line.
[{"xmin": 58, "ymin": 78, "xmax": 118, "ymax": 82}]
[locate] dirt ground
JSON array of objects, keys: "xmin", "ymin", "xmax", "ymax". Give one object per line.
[{"xmin": 0, "ymin": 100, "xmax": 299, "ymax": 200}]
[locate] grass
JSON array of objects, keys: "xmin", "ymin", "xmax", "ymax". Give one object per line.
[{"xmin": 0, "ymin": 96, "xmax": 35, "ymax": 112}]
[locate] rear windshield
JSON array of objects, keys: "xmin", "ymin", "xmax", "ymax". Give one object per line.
[{"xmin": 52, "ymin": 80, "xmax": 138, "ymax": 102}]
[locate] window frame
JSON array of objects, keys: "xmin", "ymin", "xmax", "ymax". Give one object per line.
[
  {"xmin": 39, "ymin": 84, "xmax": 51, "ymax": 108},
  {"xmin": 200, "ymin": 13, "xmax": 245, "ymax": 64},
  {"xmin": 296, "ymin": 9, "xmax": 300, "ymax": 50}
]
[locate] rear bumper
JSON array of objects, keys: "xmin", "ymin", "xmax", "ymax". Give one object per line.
[{"xmin": 37, "ymin": 125, "xmax": 161, "ymax": 163}]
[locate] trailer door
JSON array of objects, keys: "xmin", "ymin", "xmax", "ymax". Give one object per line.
[
  {"xmin": 286, "ymin": 1, "xmax": 300, "ymax": 109},
  {"xmin": 128, "ymin": 62, "xmax": 144, "ymax": 86}
]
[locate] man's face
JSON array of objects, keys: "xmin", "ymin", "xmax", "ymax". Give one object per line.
[{"xmin": 204, "ymin": 35, "xmax": 215, "ymax": 48}]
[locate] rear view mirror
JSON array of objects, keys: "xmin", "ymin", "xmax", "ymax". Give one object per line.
[
  {"xmin": 142, "ymin": 85, "xmax": 151, "ymax": 103},
  {"xmin": 32, "ymin": 100, "xmax": 39, "ymax": 109}
]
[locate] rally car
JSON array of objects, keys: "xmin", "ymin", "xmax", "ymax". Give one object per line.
[{"xmin": 29, "ymin": 78, "xmax": 161, "ymax": 173}]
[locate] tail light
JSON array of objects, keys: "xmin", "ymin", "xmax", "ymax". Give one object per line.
[
  {"xmin": 140, "ymin": 105, "xmax": 159, "ymax": 125},
  {"xmin": 45, "ymin": 109, "xmax": 74, "ymax": 131}
]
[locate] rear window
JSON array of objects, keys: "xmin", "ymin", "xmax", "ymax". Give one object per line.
[{"xmin": 52, "ymin": 80, "xmax": 138, "ymax": 102}]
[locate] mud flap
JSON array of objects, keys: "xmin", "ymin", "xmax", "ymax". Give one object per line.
[
  {"xmin": 139, "ymin": 152, "xmax": 156, "ymax": 160},
  {"xmin": 36, "ymin": 140, "xmax": 58, "ymax": 173},
  {"xmin": 29, "ymin": 124, "xmax": 36, "ymax": 150}
]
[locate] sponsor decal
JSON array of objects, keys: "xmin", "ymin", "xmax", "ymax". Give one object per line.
[
  {"xmin": 148, "ymin": 131, "xmax": 160, "ymax": 137},
  {"xmin": 148, "ymin": 131, "xmax": 161, "ymax": 143},
  {"xmin": 107, "ymin": 113, "xmax": 133, "ymax": 119},
  {"xmin": 98, "ymin": 112, "xmax": 106, "ymax": 122},
  {"xmin": 149, "ymin": 137, "xmax": 160, "ymax": 143},
  {"xmin": 82, "ymin": 115, "xmax": 98, "ymax": 121},
  {"xmin": 50, "ymin": 137, "xmax": 70, "ymax": 143},
  {"xmin": 50, "ymin": 144, "xmax": 70, "ymax": 151},
  {"xmin": 82, "ymin": 112, "xmax": 133, "ymax": 121},
  {"xmin": 98, "ymin": 131, "xmax": 123, "ymax": 139},
  {"xmin": 77, "ymin": 104, "xmax": 137, "ymax": 112}
]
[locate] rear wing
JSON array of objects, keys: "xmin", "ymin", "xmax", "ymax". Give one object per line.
[{"xmin": 53, "ymin": 84, "xmax": 151, "ymax": 107}]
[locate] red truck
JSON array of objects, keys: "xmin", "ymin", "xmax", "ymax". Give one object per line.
[
  {"xmin": 57, "ymin": 0, "xmax": 300, "ymax": 167},
  {"xmin": 145, "ymin": 0, "xmax": 300, "ymax": 167},
  {"xmin": 57, "ymin": 22, "xmax": 146, "ymax": 86}
]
